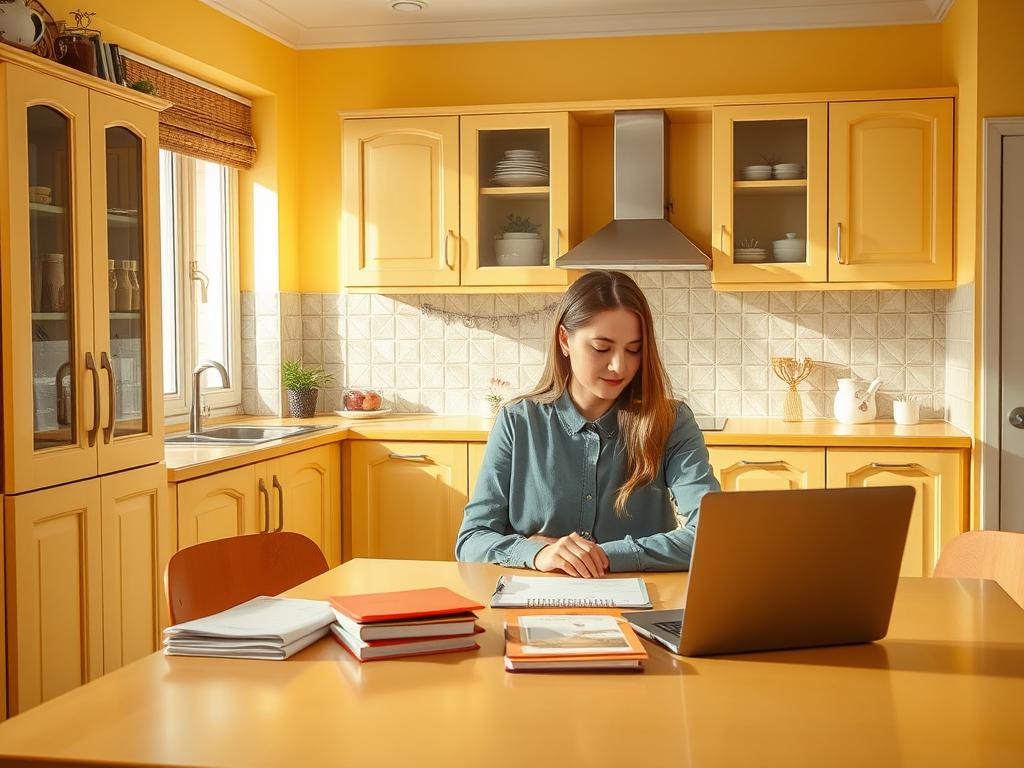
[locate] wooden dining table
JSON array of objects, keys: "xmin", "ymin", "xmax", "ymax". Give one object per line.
[{"xmin": 0, "ymin": 558, "xmax": 1022, "ymax": 767}]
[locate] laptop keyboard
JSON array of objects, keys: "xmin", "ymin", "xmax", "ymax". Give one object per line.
[{"xmin": 654, "ymin": 620, "xmax": 683, "ymax": 635}]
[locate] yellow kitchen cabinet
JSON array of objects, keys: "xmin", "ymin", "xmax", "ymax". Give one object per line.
[
  {"xmin": 342, "ymin": 112, "xmax": 580, "ymax": 292},
  {"xmin": 171, "ymin": 444, "xmax": 341, "ymax": 567},
  {"xmin": 4, "ymin": 462, "xmax": 168, "ymax": 716},
  {"xmin": 1, "ymin": 49, "xmax": 166, "ymax": 495},
  {"xmin": 707, "ymin": 446, "xmax": 826, "ymax": 491},
  {"xmin": 828, "ymin": 99, "xmax": 953, "ymax": 283},
  {"xmin": 711, "ymin": 97, "xmax": 953, "ymax": 289},
  {"xmin": 0, "ymin": 493, "xmax": 4, "ymax": 723},
  {"xmin": 342, "ymin": 116, "xmax": 461, "ymax": 288},
  {"xmin": 826, "ymin": 448, "xmax": 966, "ymax": 578},
  {"xmin": 344, "ymin": 441, "xmax": 469, "ymax": 561}
]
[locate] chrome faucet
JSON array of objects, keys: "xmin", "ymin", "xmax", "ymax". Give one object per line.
[{"xmin": 190, "ymin": 360, "xmax": 230, "ymax": 434}]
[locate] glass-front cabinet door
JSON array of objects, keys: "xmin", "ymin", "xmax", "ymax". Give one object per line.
[
  {"xmin": 459, "ymin": 112, "xmax": 578, "ymax": 289},
  {"xmin": 90, "ymin": 91, "xmax": 163, "ymax": 477},
  {"xmin": 711, "ymin": 103, "xmax": 827, "ymax": 286},
  {"xmin": 2, "ymin": 67, "xmax": 96, "ymax": 493}
]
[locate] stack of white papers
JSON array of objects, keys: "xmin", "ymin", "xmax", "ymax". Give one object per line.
[{"xmin": 163, "ymin": 596, "xmax": 335, "ymax": 660}]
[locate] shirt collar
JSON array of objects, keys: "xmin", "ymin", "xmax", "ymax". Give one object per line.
[{"xmin": 554, "ymin": 390, "xmax": 620, "ymax": 438}]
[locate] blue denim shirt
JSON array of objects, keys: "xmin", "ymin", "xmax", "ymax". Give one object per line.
[{"xmin": 456, "ymin": 391, "xmax": 721, "ymax": 572}]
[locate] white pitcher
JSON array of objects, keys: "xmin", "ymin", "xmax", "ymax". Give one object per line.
[
  {"xmin": 0, "ymin": 0, "xmax": 46, "ymax": 49},
  {"xmin": 833, "ymin": 378, "xmax": 882, "ymax": 424}
]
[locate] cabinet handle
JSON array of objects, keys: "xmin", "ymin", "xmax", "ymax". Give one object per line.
[
  {"xmin": 273, "ymin": 475, "xmax": 285, "ymax": 532},
  {"xmin": 259, "ymin": 477, "xmax": 271, "ymax": 533},
  {"xmin": 444, "ymin": 230, "xmax": 454, "ymax": 269},
  {"xmin": 836, "ymin": 222, "xmax": 843, "ymax": 264},
  {"xmin": 555, "ymin": 228, "xmax": 562, "ymax": 260},
  {"xmin": 85, "ymin": 352, "xmax": 101, "ymax": 448},
  {"xmin": 389, "ymin": 453, "xmax": 429, "ymax": 461},
  {"xmin": 739, "ymin": 460, "xmax": 787, "ymax": 467},
  {"xmin": 100, "ymin": 351, "xmax": 116, "ymax": 445},
  {"xmin": 720, "ymin": 224, "xmax": 725, "ymax": 254},
  {"xmin": 869, "ymin": 462, "xmax": 921, "ymax": 470}
]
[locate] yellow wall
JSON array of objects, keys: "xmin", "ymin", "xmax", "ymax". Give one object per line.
[
  {"xmin": 45, "ymin": 0, "xmax": 298, "ymax": 292},
  {"xmin": 296, "ymin": 25, "xmax": 944, "ymax": 292}
]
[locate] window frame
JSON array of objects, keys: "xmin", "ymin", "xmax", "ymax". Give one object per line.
[{"xmin": 161, "ymin": 150, "xmax": 242, "ymax": 423}]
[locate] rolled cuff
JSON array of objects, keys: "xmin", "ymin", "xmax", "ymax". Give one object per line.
[
  {"xmin": 600, "ymin": 539, "xmax": 642, "ymax": 572},
  {"xmin": 507, "ymin": 538, "xmax": 547, "ymax": 570}
]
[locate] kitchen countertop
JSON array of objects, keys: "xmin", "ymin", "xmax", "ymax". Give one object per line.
[{"xmin": 164, "ymin": 413, "xmax": 972, "ymax": 482}]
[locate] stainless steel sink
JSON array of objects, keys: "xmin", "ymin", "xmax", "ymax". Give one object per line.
[{"xmin": 165, "ymin": 424, "xmax": 331, "ymax": 445}]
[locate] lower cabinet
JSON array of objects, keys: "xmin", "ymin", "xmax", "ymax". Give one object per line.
[
  {"xmin": 707, "ymin": 445, "xmax": 967, "ymax": 578},
  {"xmin": 170, "ymin": 443, "xmax": 341, "ymax": 568},
  {"xmin": 344, "ymin": 440, "xmax": 487, "ymax": 562},
  {"xmin": 4, "ymin": 463, "xmax": 168, "ymax": 716}
]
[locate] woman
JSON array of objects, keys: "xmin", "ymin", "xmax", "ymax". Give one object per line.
[{"xmin": 456, "ymin": 270, "xmax": 720, "ymax": 577}]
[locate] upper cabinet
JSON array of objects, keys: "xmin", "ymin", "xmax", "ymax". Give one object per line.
[
  {"xmin": 0, "ymin": 54, "xmax": 166, "ymax": 494},
  {"xmin": 342, "ymin": 112, "xmax": 580, "ymax": 292},
  {"xmin": 711, "ymin": 97, "xmax": 954, "ymax": 289}
]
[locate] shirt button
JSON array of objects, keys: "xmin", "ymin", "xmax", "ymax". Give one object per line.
[{"xmin": 586, "ymin": 495, "xmax": 592, "ymax": 500}]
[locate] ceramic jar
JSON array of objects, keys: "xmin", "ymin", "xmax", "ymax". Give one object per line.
[{"xmin": 833, "ymin": 378, "xmax": 882, "ymax": 424}]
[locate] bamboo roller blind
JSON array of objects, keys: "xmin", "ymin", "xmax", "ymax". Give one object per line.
[{"xmin": 122, "ymin": 57, "xmax": 256, "ymax": 171}]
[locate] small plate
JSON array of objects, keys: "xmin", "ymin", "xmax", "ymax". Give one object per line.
[{"xmin": 335, "ymin": 408, "xmax": 393, "ymax": 420}]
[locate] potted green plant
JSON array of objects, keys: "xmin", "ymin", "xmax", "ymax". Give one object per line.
[
  {"xmin": 281, "ymin": 360, "xmax": 332, "ymax": 418},
  {"xmin": 495, "ymin": 213, "xmax": 544, "ymax": 267}
]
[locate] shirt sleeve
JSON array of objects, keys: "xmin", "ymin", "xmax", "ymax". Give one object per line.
[
  {"xmin": 455, "ymin": 408, "xmax": 546, "ymax": 569},
  {"xmin": 600, "ymin": 403, "xmax": 721, "ymax": 572}
]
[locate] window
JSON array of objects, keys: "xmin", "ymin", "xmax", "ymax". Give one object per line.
[{"xmin": 161, "ymin": 149, "xmax": 241, "ymax": 421}]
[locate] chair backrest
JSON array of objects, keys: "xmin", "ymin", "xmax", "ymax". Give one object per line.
[
  {"xmin": 165, "ymin": 532, "xmax": 330, "ymax": 625},
  {"xmin": 933, "ymin": 530, "xmax": 1024, "ymax": 610}
]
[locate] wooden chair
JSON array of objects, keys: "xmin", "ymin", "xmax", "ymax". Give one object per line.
[
  {"xmin": 932, "ymin": 530, "xmax": 1024, "ymax": 610},
  {"xmin": 165, "ymin": 532, "xmax": 330, "ymax": 625}
]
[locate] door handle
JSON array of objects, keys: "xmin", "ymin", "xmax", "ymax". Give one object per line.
[
  {"xmin": 259, "ymin": 477, "xmax": 271, "ymax": 533},
  {"xmin": 1009, "ymin": 407, "xmax": 1024, "ymax": 429},
  {"xmin": 273, "ymin": 475, "xmax": 284, "ymax": 532},
  {"xmin": 443, "ymin": 230, "xmax": 454, "ymax": 269},
  {"xmin": 85, "ymin": 352, "xmax": 101, "ymax": 447},
  {"xmin": 720, "ymin": 224, "xmax": 725, "ymax": 254},
  {"xmin": 389, "ymin": 454, "xmax": 429, "ymax": 461},
  {"xmin": 869, "ymin": 463, "xmax": 921, "ymax": 470},
  {"xmin": 836, "ymin": 222, "xmax": 844, "ymax": 264},
  {"xmin": 739, "ymin": 460, "xmax": 787, "ymax": 467},
  {"xmin": 100, "ymin": 351, "xmax": 116, "ymax": 444}
]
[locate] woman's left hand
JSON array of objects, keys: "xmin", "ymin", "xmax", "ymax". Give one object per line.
[{"xmin": 531, "ymin": 532, "xmax": 609, "ymax": 578}]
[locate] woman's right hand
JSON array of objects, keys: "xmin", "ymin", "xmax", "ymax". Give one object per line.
[{"xmin": 533, "ymin": 532, "xmax": 609, "ymax": 578}]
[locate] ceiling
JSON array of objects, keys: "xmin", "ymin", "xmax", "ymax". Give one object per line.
[{"xmin": 199, "ymin": 0, "xmax": 955, "ymax": 50}]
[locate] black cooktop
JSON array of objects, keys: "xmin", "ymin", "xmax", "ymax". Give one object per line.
[{"xmin": 694, "ymin": 416, "xmax": 729, "ymax": 432}]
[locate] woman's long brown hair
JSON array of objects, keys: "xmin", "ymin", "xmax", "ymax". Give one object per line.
[{"xmin": 519, "ymin": 271, "xmax": 676, "ymax": 513}]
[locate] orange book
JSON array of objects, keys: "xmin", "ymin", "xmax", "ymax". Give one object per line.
[
  {"xmin": 327, "ymin": 587, "xmax": 483, "ymax": 624},
  {"xmin": 503, "ymin": 612, "xmax": 648, "ymax": 672}
]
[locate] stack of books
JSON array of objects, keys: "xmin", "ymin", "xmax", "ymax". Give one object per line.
[
  {"xmin": 328, "ymin": 587, "xmax": 485, "ymax": 662},
  {"xmin": 163, "ymin": 596, "xmax": 335, "ymax": 660},
  {"xmin": 503, "ymin": 613, "xmax": 648, "ymax": 672}
]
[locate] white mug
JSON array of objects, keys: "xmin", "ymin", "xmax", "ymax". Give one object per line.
[{"xmin": 893, "ymin": 401, "xmax": 920, "ymax": 426}]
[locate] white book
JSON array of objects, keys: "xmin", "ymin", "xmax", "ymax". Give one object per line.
[{"xmin": 163, "ymin": 596, "xmax": 335, "ymax": 659}]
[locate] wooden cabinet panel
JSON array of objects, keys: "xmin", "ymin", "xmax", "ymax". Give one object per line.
[
  {"xmin": 708, "ymin": 446, "xmax": 826, "ymax": 491},
  {"xmin": 826, "ymin": 448, "xmax": 965, "ymax": 578},
  {"xmin": 4, "ymin": 479, "xmax": 103, "ymax": 715},
  {"xmin": 828, "ymin": 99, "xmax": 953, "ymax": 283},
  {"xmin": 342, "ymin": 116, "xmax": 460, "ymax": 288},
  {"xmin": 100, "ymin": 463, "xmax": 169, "ymax": 673},
  {"xmin": 269, "ymin": 444, "xmax": 341, "ymax": 568},
  {"xmin": 347, "ymin": 441, "xmax": 468, "ymax": 562},
  {"xmin": 174, "ymin": 464, "xmax": 262, "ymax": 549}
]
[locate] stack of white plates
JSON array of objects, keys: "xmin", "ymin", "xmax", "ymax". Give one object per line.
[
  {"xmin": 491, "ymin": 150, "xmax": 549, "ymax": 186},
  {"xmin": 741, "ymin": 165, "xmax": 773, "ymax": 181},
  {"xmin": 772, "ymin": 233, "xmax": 806, "ymax": 262},
  {"xmin": 773, "ymin": 163, "xmax": 806, "ymax": 180},
  {"xmin": 734, "ymin": 247, "xmax": 767, "ymax": 263}
]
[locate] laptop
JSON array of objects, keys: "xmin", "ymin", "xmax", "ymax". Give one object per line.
[{"xmin": 623, "ymin": 485, "xmax": 915, "ymax": 657}]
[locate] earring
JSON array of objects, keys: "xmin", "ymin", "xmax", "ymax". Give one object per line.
[{"xmin": 562, "ymin": 349, "xmax": 569, "ymax": 357}]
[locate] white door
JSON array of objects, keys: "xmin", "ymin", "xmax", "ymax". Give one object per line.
[{"xmin": 983, "ymin": 119, "xmax": 1024, "ymax": 531}]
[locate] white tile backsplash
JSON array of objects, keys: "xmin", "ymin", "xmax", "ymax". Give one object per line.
[{"xmin": 240, "ymin": 276, "xmax": 974, "ymax": 429}]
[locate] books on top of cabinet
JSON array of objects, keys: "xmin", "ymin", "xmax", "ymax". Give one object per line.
[
  {"xmin": 163, "ymin": 596, "xmax": 335, "ymax": 660},
  {"xmin": 504, "ymin": 613, "xmax": 647, "ymax": 672},
  {"xmin": 326, "ymin": 586, "xmax": 484, "ymax": 662},
  {"xmin": 490, "ymin": 575, "xmax": 653, "ymax": 609}
]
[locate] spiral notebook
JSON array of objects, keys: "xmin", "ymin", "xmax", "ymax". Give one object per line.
[{"xmin": 489, "ymin": 575, "xmax": 652, "ymax": 609}]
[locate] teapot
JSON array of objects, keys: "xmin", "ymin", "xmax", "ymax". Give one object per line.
[
  {"xmin": 833, "ymin": 377, "xmax": 882, "ymax": 424},
  {"xmin": 0, "ymin": 0, "xmax": 46, "ymax": 49}
]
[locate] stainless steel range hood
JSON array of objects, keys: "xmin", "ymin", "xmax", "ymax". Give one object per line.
[{"xmin": 556, "ymin": 110, "xmax": 711, "ymax": 271}]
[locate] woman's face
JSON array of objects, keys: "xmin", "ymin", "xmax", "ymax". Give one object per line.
[{"xmin": 559, "ymin": 308, "xmax": 643, "ymax": 421}]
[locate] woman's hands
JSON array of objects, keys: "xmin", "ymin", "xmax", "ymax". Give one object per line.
[{"xmin": 530, "ymin": 533, "xmax": 609, "ymax": 578}]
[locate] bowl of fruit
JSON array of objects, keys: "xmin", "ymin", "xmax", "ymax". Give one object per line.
[{"xmin": 338, "ymin": 389, "xmax": 390, "ymax": 419}]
